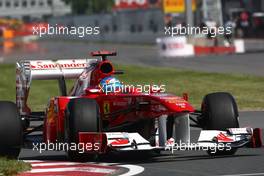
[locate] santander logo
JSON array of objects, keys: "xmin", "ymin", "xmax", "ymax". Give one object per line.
[{"xmin": 30, "ymin": 60, "xmax": 88, "ymax": 70}]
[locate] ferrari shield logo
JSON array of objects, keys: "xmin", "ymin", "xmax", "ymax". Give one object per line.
[{"xmin": 103, "ymin": 102, "xmax": 110, "ymax": 114}]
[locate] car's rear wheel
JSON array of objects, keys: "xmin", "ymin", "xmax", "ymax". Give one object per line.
[
  {"xmin": 0, "ymin": 101, "xmax": 23, "ymax": 158},
  {"xmin": 65, "ymin": 98, "xmax": 100, "ymax": 161},
  {"xmin": 201, "ymin": 92, "xmax": 239, "ymax": 156}
]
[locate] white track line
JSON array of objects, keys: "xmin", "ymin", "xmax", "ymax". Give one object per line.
[{"xmin": 117, "ymin": 164, "xmax": 145, "ymax": 176}]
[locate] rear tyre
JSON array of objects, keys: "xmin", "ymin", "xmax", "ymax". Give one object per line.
[
  {"xmin": 65, "ymin": 98, "xmax": 100, "ymax": 161},
  {"xmin": 201, "ymin": 92, "xmax": 239, "ymax": 156},
  {"xmin": 0, "ymin": 101, "xmax": 23, "ymax": 159}
]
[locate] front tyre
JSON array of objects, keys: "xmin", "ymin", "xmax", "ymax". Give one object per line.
[
  {"xmin": 201, "ymin": 92, "xmax": 239, "ymax": 156},
  {"xmin": 65, "ymin": 98, "xmax": 100, "ymax": 161},
  {"xmin": 0, "ymin": 101, "xmax": 23, "ymax": 158}
]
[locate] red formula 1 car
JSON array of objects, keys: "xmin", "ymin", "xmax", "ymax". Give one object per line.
[{"xmin": 0, "ymin": 51, "xmax": 262, "ymax": 160}]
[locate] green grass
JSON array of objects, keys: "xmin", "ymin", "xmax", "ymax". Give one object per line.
[
  {"xmin": 1, "ymin": 63, "xmax": 264, "ymax": 110},
  {"xmin": 0, "ymin": 157, "xmax": 31, "ymax": 176}
]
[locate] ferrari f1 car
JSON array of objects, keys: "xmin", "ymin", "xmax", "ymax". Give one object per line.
[{"xmin": 0, "ymin": 51, "xmax": 262, "ymax": 160}]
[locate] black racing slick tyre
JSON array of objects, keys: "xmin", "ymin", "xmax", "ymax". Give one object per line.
[
  {"xmin": 0, "ymin": 101, "xmax": 23, "ymax": 159},
  {"xmin": 65, "ymin": 98, "xmax": 100, "ymax": 161},
  {"xmin": 201, "ymin": 92, "xmax": 239, "ymax": 156},
  {"xmin": 201, "ymin": 92, "xmax": 239, "ymax": 130}
]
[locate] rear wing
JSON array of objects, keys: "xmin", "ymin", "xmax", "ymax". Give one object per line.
[{"xmin": 16, "ymin": 59, "xmax": 98, "ymax": 115}]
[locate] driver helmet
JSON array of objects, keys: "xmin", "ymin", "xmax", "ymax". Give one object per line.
[{"xmin": 99, "ymin": 76, "xmax": 122, "ymax": 93}]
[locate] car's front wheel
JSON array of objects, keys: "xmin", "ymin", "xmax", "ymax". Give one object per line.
[
  {"xmin": 200, "ymin": 92, "xmax": 239, "ymax": 156},
  {"xmin": 65, "ymin": 98, "xmax": 100, "ymax": 161}
]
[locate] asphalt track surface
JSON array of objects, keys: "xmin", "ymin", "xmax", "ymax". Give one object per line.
[{"xmin": 1, "ymin": 40, "xmax": 264, "ymax": 175}]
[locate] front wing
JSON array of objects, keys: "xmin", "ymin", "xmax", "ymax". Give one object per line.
[{"xmin": 78, "ymin": 128, "xmax": 262, "ymax": 154}]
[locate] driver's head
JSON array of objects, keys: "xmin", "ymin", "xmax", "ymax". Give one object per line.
[{"xmin": 99, "ymin": 76, "xmax": 122, "ymax": 93}]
